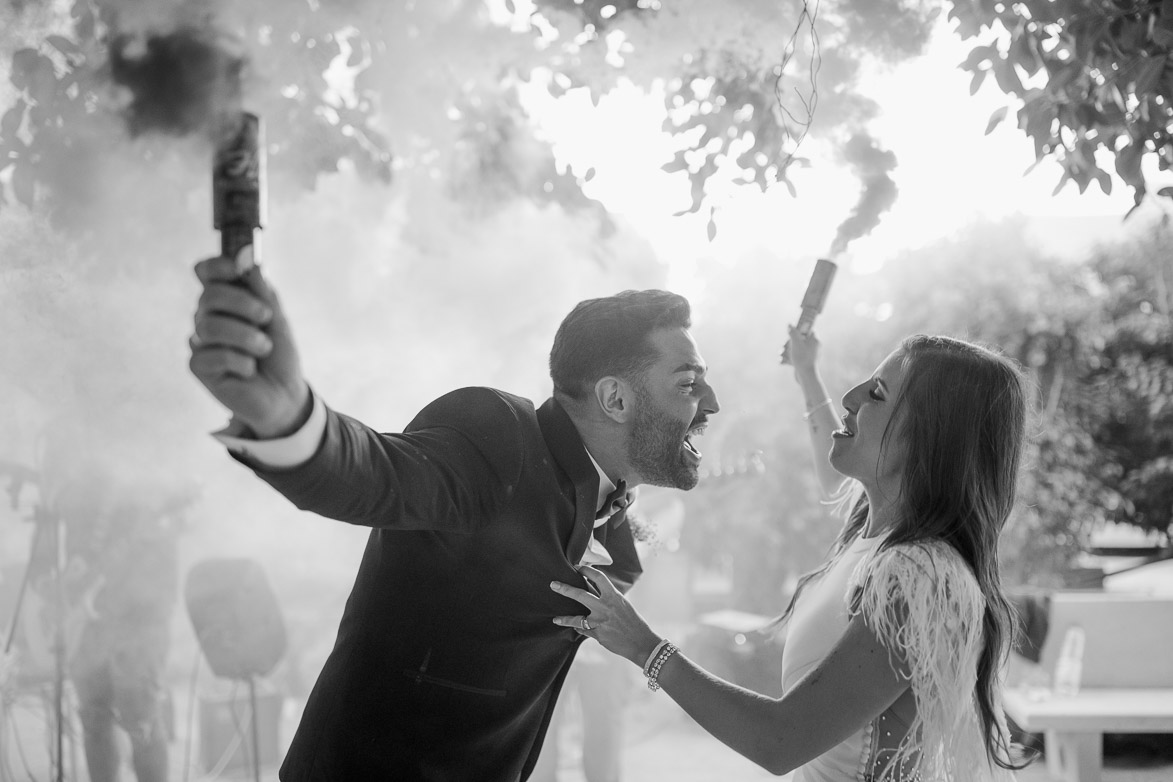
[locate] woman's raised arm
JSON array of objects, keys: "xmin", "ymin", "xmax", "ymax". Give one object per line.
[{"xmin": 786, "ymin": 325, "xmax": 845, "ymax": 500}]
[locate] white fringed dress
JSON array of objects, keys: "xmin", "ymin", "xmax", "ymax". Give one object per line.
[{"xmin": 781, "ymin": 535, "xmax": 1016, "ymax": 782}]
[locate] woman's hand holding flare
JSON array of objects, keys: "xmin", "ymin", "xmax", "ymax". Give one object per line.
[
  {"xmin": 786, "ymin": 324, "xmax": 821, "ymax": 376},
  {"xmin": 551, "ymin": 567, "xmax": 662, "ymax": 667}
]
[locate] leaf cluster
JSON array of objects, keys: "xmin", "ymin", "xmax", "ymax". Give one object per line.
[
  {"xmin": 0, "ymin": 0, "xmax": 393, "ymax": 224},
  {"xmin": 1, "ymin": 0, "xmax": 953, "ymax": 238},
  {"xmin": 954, "ymin": 0, "xmax": 1173, "ymax": 209}
]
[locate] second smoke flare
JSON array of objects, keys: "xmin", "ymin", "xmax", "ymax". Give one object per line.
[{"xmin": 780, "ymin": 258, "xmax": 837, "ymax": 365}]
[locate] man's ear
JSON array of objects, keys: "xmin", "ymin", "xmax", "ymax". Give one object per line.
[{"xmin": 594, "ymin": 376, "xmax": 633, "ymax": 424}]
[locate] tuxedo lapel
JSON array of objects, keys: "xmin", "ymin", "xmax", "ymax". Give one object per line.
[{"xmin": 537, "ymin": 397, "xmax": 600, "ymax": 563}]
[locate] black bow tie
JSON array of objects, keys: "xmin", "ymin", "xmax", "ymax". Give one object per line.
[{"xmin": 596, "ymin": 479, "xmax": 629, "ymax": 521}]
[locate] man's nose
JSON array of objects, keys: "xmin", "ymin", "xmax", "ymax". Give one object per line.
[{"xmin": 702, "ymin": 384, "xmax": 721, "ymax": 415}]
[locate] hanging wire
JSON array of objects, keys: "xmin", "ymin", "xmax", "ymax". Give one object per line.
[{"xmin": 774, "ymin": 0, "xmax": 822, "ymax": 172}]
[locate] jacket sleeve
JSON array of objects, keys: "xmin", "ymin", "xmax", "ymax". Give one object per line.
[{"xmin": 247, "ymin": 387, "xmax": 526, "ymax": 533}]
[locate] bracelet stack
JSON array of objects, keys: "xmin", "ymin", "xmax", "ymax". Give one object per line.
[
  {"xmin": 642, "ymin": 640, "xmax": 669, "ymax": 676},
  {"xmin": 642, "ymin": 639, "xmax": 679, "ymax": 692},
  {"xmin": 803, "ymin": 398, "xmax": 833, "ymax": 421}
]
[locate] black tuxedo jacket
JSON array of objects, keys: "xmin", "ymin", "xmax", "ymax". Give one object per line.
[{"xmin": 253, "ymin": 388, "xmax": 642, "ymax": 781}]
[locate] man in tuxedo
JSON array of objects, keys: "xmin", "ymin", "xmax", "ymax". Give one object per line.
[{"xmin": 188, "ymin": 257, "xmax": 720, "ymax": 781}]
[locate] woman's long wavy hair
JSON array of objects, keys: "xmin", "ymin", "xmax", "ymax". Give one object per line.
[{"xmin": 772, "ymin": 334, "xmax": 1030, "ymax": 771}]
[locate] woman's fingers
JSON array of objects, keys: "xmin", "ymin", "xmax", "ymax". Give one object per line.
[
  {"xmin": 552, "ymin": 614, "xmax": 593, "ymax": 632},
  {"xmin": 577, "ymin": 566, "xmax": 617, "ymax": 596},
  {"xmin": 550, "ymin": 580, "xmax": 598, "ymax": 607}
]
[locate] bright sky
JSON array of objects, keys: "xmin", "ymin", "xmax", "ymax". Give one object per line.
[{"xmin": 517, "ymin": 11, "xmax": 1156, "ymax": 301}]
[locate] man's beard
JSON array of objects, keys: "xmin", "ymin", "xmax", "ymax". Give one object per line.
[{"xmin": 628, "ymin": 384, "xmax": 698, "ymax": 490}]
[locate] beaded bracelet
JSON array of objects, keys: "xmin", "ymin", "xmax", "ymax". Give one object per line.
[
  {"xmin": 642, "ymin": 642, "xmax": 670, "ymax": 680},
  {"xmin": 642, "ymin": 639, "xmax": 671, "ymax": 677},
  {"xmin": 803, "ymin": 398, "xmax": 833, "ymax": 421},
  {"xmin": 644, "ymin": 641, "xmax": 678, "ymax": 692}
]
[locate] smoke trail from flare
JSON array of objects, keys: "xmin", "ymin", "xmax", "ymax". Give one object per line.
[{"xmin": 829, "ymin": 131, "xmax": 898, "ymax": 257}]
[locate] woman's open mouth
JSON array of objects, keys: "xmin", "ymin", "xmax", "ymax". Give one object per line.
[{"xmin": 832, "ymin": 417, "xmax": 855, "ymax": 439}]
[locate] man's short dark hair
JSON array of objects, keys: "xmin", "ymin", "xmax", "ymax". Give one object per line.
[{"xmin": 549, "ymin": 289, "xmax": 692, "ymax": 401}]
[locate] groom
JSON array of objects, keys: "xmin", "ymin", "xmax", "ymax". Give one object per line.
[{"xmin": 188, "ymin": 256, "xmax": 720, "ymax": 780}]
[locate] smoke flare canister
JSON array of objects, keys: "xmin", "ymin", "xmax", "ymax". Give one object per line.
[
  {"xmin": 796, "ymin": 258, "xmax": 837, "ymax": 335},
  {"xmin": 780, "ymin": 258, "xmax": 838, "ymax": 365},
  {"xmin": 213, "ymin": 112, "xmax": 265, "ymax": 274}
]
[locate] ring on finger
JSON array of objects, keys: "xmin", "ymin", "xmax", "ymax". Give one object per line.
[{"xmin": 582, "ymin": 618, "xmax": 592, "ymax": 631}]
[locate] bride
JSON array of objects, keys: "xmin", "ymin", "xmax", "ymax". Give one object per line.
[{"xmin": 552, "ymin": 329, "xmax": 1030, "ymax": 781}]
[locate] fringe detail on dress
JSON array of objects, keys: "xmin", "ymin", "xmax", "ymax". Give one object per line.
[{"xmin": 848, "ymin": 541, "xmax": 1016, "ymax": 782}]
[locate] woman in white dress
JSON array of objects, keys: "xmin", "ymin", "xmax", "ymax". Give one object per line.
[{"xmin": 552, "ymin": 329, "xmax": 1029, "ymax": 781}]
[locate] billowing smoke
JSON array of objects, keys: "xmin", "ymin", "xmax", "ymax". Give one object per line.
[
  {"xmin": 0, "ymin": 0, "xmax": 673, "ymax": 715},
  {"xmin": 108, "ymin": 24, "xmax": 245, "ymax": 137},
  {"xmin": 828, "ymin": 131, "xmax": 898, "ymax": 257}
]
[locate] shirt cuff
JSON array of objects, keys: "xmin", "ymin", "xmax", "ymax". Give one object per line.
[{"xmin": 212, "ymin": 393, "xmax": 327, "ymax": 469}]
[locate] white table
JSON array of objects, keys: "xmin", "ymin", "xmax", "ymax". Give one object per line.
[{"xmin": 1002, "ymin": 687, "xmax": 1173, "ymax": 782}]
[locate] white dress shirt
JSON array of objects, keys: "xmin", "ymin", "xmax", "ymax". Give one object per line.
[{"xmin": 581, "ymin": 450, "xmax": 617, "ymax": 568}]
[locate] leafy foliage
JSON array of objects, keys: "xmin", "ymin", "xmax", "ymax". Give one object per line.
[
  {"xmin": 995, "ymin": 230, "xmax": 1173, "ymax": 584},
  {"xmin": 0, "ymin": 0, "xmax": 394, "ymax": 225},
  {"xmin": 952, "ymin": 0, "xmax": 1173, "ymax": 210},
  {"xmin": 6, "ymin": 0, "xmax": 1167, "ymax": 244},
  {"xmin": 1073, "ymin": 234, "xmax": 1173, "ymax": 528},
  {"xmin": 0, "ymin": 0, "xmax": 942, "ymax": 238}
]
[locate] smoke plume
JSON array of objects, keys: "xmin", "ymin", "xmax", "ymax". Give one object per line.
[
  {"xmin": 109, "ymin": 24, "xmax": 245, "ymax": 137},
  {"xmin": 829, "ymin": 131, "xmax": 898, "ymax": 257}
]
